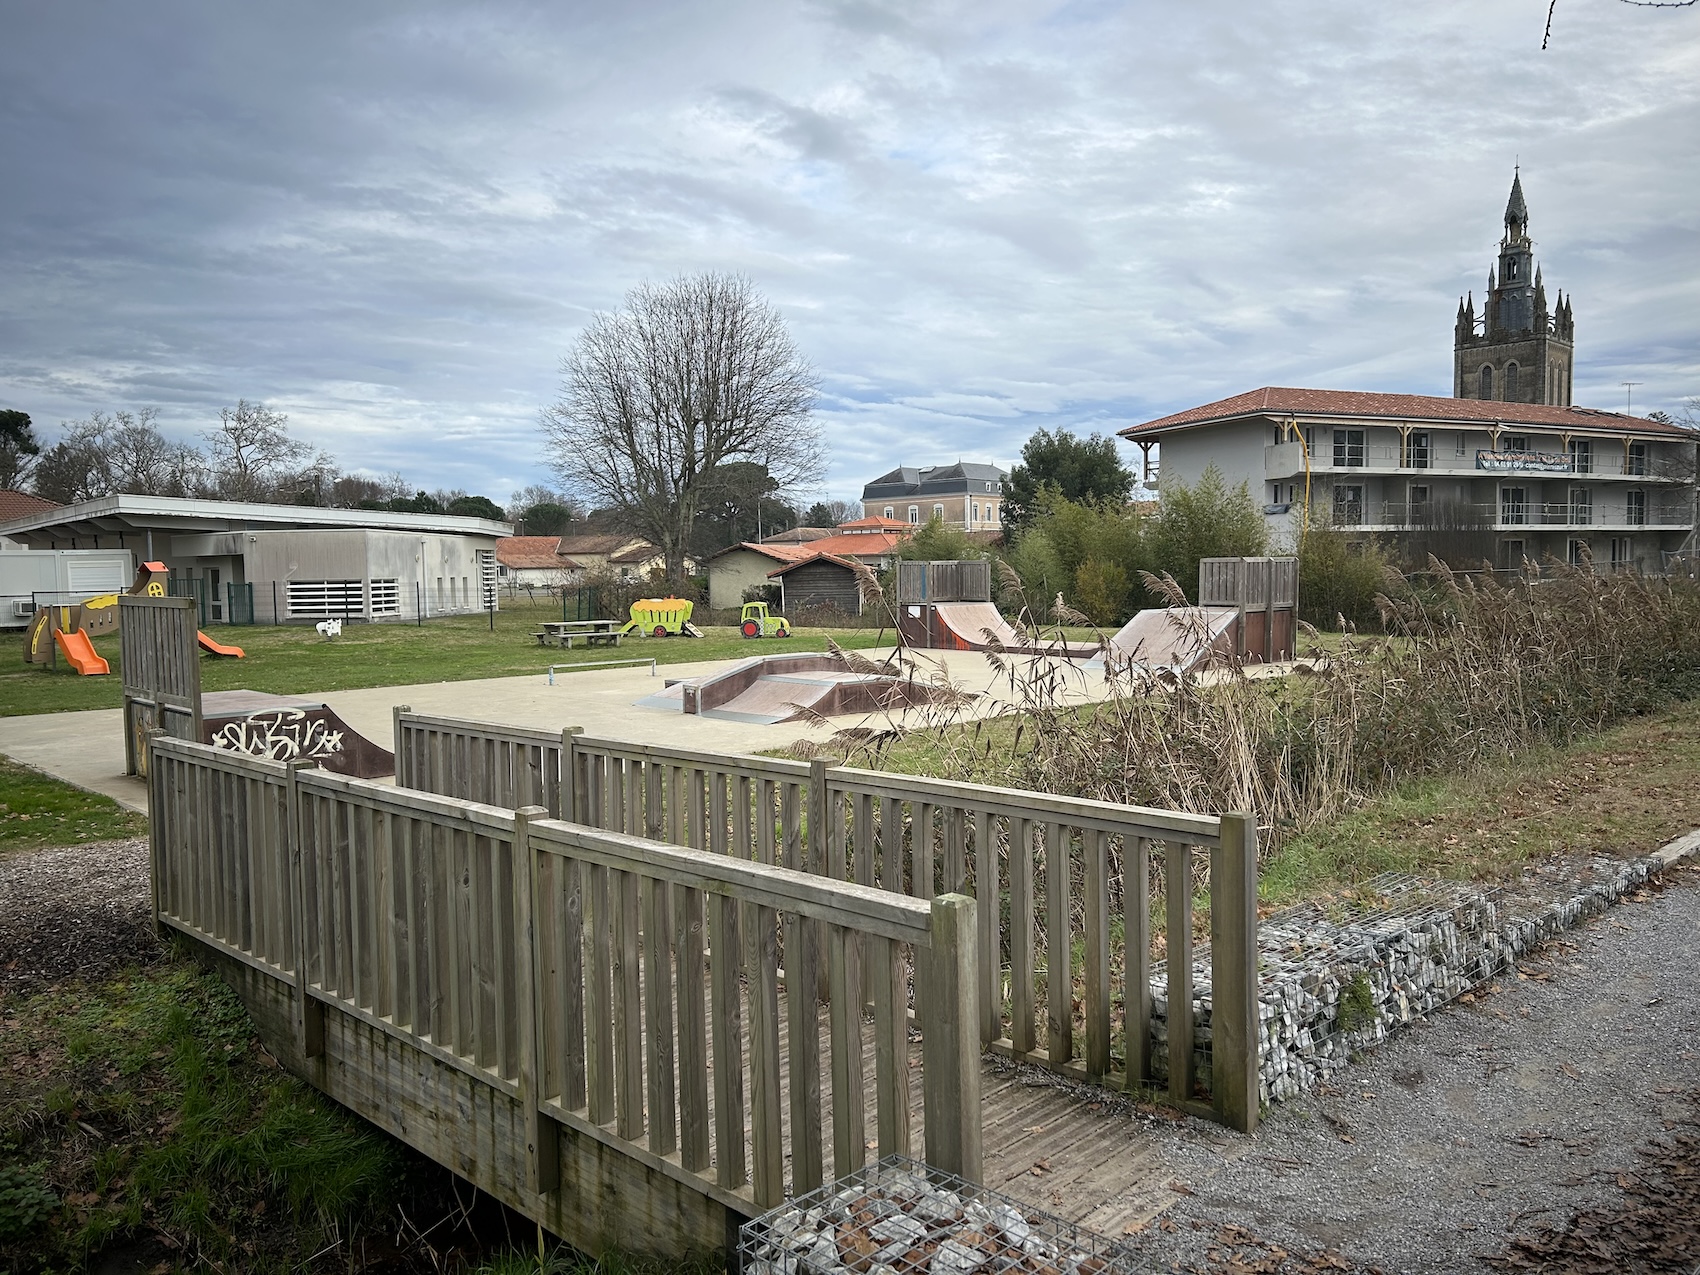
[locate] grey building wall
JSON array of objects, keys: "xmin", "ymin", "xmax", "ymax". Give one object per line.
[{"xmin": 779, "ymin": 561, "xmax": 862, "ymax": 616}]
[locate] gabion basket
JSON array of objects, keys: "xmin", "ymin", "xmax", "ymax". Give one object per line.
[{"xmin": 738, "ymin": 1156, "xmax": 1148, "ymax": 1275}]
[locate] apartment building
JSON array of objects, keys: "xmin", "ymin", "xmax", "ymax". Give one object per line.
[
  {"xmin": 861, "ymin": 462, "xmax": 1006, "ymax": 530},
  {"xmin": 1122, "ymin": 388, "xmax": 1697, "ymax": 573}
]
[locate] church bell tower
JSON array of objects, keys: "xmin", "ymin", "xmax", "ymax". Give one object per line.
[{"xmin": 1454, "ymin": 170, "xmax": 1574, "ymax": 405}]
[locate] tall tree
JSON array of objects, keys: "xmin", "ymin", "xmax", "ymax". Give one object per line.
[
  {"xmin": 802, "ymin": 498, "xmax": 861, "ymax": 527},
  {"xmin": 542, "ymin": 273, "xmax": 822, "ymax": 580},
  {"xmin": 203, "ymin": 400, "xmax": 316, "ymax": 502},
  {"xmin": 0, "ymin": 410, "xmax": 41, "ymax": 490},
  {"xmin": 1002, "ymin": 429, "xmax": 1135, "ymax": 534}
]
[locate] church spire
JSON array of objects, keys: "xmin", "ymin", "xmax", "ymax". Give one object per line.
[{"xmin": 1505, "ymin": 168, "xmax": 1528, "ymax": 229}]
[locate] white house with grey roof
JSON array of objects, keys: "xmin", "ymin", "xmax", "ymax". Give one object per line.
[{"xmin": 861, "ymin": 461, "xmax": 1007, "ymax": 531}]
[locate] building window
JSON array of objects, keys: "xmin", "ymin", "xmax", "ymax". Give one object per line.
[
  {"xmin": 1500, "ymin": 486, "xmax": 1528, "ymax": 525},
  {"xmin": 1456, "ymin": 431, "xmax": 1468, "ymax": 457},
  {"xmin": 1567, "ymin": 538, "xmax": 1590, "ymax": 568},
  {"xmin": 1498, "ymin": 538, "xmax": 1526, "ymax": 572},
  {"xmin": 1480, "ymin": 365, "xmax": 1494, "ymax": 398},
  {"xmin": 1405, "ymin": 431, "xmax": 1430, "ymax": 469},
  {"xmin": 1570, "ymin": 487, "xmax": 1592, "ymax": 526},
  {"xmin": 1505, "ymin": 363, "xmax": 1519, "ymax": 400},
  {"xmin": 1627, "ymin": 442, "xmax": 1647, "ymax": 476},
  {"xmin": 972, "ymin": 503, "xmax": 981, "ymax": 523},
  {"xmin": 1626, "ymin": 489, "xmax": 1646, "ymax": 527},
  {"xmin": 1332, "ymin": 428, "xmax": 1365, "ymax": 468},
  {"xmin": 287, "ymin": 580, "xmax": 363, "ymax": 618},
  {"xmin": 883, "ymin": 506, "xmax": 894, "ymax": 519},
  {"xmin": 1332, "ymin": 484, "xmax": 1364, "ymax": 527},
  {"xmin": 1610, "ymin": 537, "xmax": 1633, "ymax": 571},
  {"xmin": 1505, "ymin": 435, "xmax": 1529, "ymax": 454},
  {"xmin": 369, "ymin": 579, "xmax": 401, "ymax": 616},
  {"xmin": 1569, "ymin": 439, "xmax": 1592, "ymax": 474},
  {"xmin": 907, "ymin": 505, "xmax": 919, "ymax": 524},
  {"xmin": 932, "ymin": 503, "xmax": 945, "ymax": 521}
]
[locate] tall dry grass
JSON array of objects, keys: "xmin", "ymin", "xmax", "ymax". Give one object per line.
[{"xmin": 827, "ymin": 558, "xmax": 1700, "ymax": 854}]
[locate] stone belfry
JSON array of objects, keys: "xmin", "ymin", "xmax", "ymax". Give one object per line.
[{"xmin": 1454, "ymin": 170, "xmax": 1575, "ymax": 405}]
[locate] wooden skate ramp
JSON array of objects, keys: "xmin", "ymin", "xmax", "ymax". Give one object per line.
[
  {"xmin": 928, "ymin": 602, "xmax": 1099, "ymax": 658},
  {"xmin": 1096, "ymin": 607, "xmax": 1240, "ymax": 673}
]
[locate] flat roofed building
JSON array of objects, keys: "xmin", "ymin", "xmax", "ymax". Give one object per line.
[
  {"xmin": 1121, "ymin": 388, "xmax": 1699, "ymax": 576},
  {"xmin": 0, "ymin": 493, "xmax": 512, "ymax": 624},
  {"xmin": 862, "ymin": 462, "xmax": 1007, "ymax": 530}
]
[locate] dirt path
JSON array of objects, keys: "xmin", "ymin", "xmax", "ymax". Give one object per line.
[{"xmin": 1122, "ymin": 866, "xmax": 1700, "ymax": 1274}]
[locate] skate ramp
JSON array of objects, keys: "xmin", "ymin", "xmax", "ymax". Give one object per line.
[
  {"xmin": 635, "ymin": 653, "xmax": 969, "ymax": 725},
  {"xmin": 928, "ymin": 602, "xmax": 1100, "ymax": 658},
  {"xmin": 1095, "ymin": 607, "xmax": 1240, "ymax": 674},
  {"xmin": 202, "ymin": 690, "xmax": 395, "ymax": 778}
]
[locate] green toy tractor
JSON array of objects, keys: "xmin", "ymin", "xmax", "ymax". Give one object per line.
[{"xmin": 740, "ymin": 601, "xmax": 791, "ymax": 639}]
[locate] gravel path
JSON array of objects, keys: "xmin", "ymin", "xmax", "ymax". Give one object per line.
[
  {"xmin": 0, "ymin": 837, "xmax": 157, "ymax": 996},
  {"xmin": 1121, "ymin": 865, "xmax": 1700, "ymax": 1273}
]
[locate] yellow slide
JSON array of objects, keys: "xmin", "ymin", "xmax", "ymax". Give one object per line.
[{"xmin": 54, "ymin": 628, "xmax": 111, "ymax": 676}]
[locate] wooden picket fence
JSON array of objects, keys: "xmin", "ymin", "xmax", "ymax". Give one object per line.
[
  {"xmin": 392, "ymin": 711, "xmax": 1260, "ymax": 1132},
  {"xmin": 148, "ymin": 733, "xmax": 980, "ymax": 1252}
]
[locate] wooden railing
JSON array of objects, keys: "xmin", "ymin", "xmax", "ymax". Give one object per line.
[
  {"xmin": 148, "ymin": 734, "xmax": 980, "ymax": 1224},
  {"xmin": 392, "ymin": 713, "xmax": 1261, "ymax": 1132}
]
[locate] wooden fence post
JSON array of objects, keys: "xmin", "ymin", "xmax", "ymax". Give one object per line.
[
  {"xmin": 562, "ymin": 728, "xmax": 583, "ymax": 824},
  {"xmin": 513, "ymin": 804, "xmax": 561, "ymax": 1194},
  {"xmin": 285, "ymin": 759, "xmax": 325, "ymax": 1060},
  {"xmin": 146, "ymin": 730, "xmax": 167, "ymax": 938},
  {"xmin": 1210, "ymin": 812, "xmax": 1260, "ymax": 1134},
  {"xmin": 392, "ymin": 705, "xmax": 411, "ymax": 786},
  {"xmin": 920, "ymin": 892, "xmax": 981, "ymax": 1182}
]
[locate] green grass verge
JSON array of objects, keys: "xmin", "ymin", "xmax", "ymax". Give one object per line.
[
  {"xmin": 1, "ymin": 597, "xmax": 893, "ymax": 719},
  {"xmin": 0, "ymin": 755, "xmax": 147, "ymax": 857},
  {"xmin": 1260, "ymin": 696, "xmax": 1700, "ymax": 905}
]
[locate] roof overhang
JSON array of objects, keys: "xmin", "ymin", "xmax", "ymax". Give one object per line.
[{"xmin": 0, "ymin": 494, "xmax": 512, "ymax": 548}]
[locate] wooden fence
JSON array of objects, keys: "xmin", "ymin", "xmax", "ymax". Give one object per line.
[
  {"xmin": 392, "ymin": 712, "xmax": 1260, "ymax": 1132},
  {"xmin": 895, "ymin": 559, "xmax": 994, "ymax": 603},
  {"xmin": 148, "ymin": 734, "xmax": 979, "ymax": 1254},
  {"xmin": 121, "ymin": 594, "xmax": 202, "ymax": 776}
]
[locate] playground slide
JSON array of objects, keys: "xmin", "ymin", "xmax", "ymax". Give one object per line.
[
  {"xmin": 197, "ymin": 631, "xmax": 246, "ymax": 658},
  {"xmin": 54, "ymin": 628, "xmax": 111, "ymax": 676}
]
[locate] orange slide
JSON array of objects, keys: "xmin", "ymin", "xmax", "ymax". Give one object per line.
[
  {"xmin": 54, "ymin": 629, "xmax": 111, "ymax": 676},
  {"xmin": 196, "ymin": 631, "xmax": 245, "ymax": 658}
]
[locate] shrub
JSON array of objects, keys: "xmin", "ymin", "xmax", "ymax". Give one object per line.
[{"xmin": 1296, "ymin": 521, "xmax": 1399, "ymax": 631}]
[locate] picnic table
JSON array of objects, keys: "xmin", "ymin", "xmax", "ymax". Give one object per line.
[{"xmin": 534, "ymin": 619, "xmax": 623, "ymax": 649}]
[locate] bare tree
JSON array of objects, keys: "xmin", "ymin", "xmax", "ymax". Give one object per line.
[
  {"xmin": 105, "ymin": 408, "xmax": 204, "ymax": 495},
  {"xmin": 203, "ymin": 400, "xmax": 316, "ymax": 502},
  {"xmin": 542, "ymin": 273, "xmax": 823, "ymax": 580}
]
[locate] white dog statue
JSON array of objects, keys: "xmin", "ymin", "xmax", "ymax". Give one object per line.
[{"xmin": 315, "ymin": 618, "xmax": 343, "ymax": 640}]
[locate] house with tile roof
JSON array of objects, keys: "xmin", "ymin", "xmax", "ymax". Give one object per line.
[
  {"xmin": 0, "ymin": 490, "xmax": 60, "ymax": 550},
  {"xmin": 1121, "ymin": 388, "xmax": 1698, "ymax": 574},
  {"xmin": 552, "ymin": 534, "xmax": 667, "ymax": 579},
  {"xmin": 495, "ymin": 536, "xmax": 582, "ymax": 590},
  {"xmin": 706, "ymin": 518, "xmax": 913, "ymax": 610}
]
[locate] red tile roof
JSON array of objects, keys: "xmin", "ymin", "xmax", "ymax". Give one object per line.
[
  {"xmin": 496, "ymin": 536, "xmax": 580, "ymax": 570},
  {"xmin": 1120, "ymin": 388, "xmax": 1694, "ymax": 439},
  {"xmin": 0, "ymin": 490, "xmax": 60, "ymax": 522},
  {"xmin": 836, "ymin": 515, "xmax": 913, "ymax": 532},
  {"xmin": 791, "ymin": 531, "xmax": 906, "ymax": 560},
  {"xmin": 708, "ymin": 541, "xmax": 818, "ymax": 565}
]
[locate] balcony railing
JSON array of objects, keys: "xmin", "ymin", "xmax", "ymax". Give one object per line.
[
  {"xmin": 1331, "ymin": 501, "xmax": 1694, "ymax": 531},
  {"xmin": 1268, "ymin": 443, "xmax": 1691, "ymax": 482}
]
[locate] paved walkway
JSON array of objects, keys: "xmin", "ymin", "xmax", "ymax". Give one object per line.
[{"xmin": 0, "ymin": 645, "xmax": 1122, "ymax": 813}]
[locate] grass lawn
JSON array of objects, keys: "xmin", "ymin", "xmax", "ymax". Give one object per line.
[
  {"xmin": 1, "ymin": 596, "xmax": 893, "ymax": 719},
  {"xmin": 0, "ymin": 754, "xmax": 147, "ymax": 857}
]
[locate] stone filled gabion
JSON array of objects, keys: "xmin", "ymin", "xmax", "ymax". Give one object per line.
[
  {"xmin": 739, "ymin": 1156, "xmax": 1144, "ymax": 1275},
  {"xmin": 1139, "ymin": 856, "xmax": 1659, "ymax": 1107}
]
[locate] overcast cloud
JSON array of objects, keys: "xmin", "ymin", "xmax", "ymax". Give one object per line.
[{"xmin": 1, "ymin": 0, "xmax": 1696, "ymax": 505}]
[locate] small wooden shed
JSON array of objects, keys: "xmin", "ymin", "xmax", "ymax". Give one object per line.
[{"xmin": 769, "ymin": 552, "xmax": 863, "ymax": 616}]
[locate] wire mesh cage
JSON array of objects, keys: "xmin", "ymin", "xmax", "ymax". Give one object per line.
[{"xmin": 737, "ymin": 1156, "xmax": 1148, "ymax": 1275}]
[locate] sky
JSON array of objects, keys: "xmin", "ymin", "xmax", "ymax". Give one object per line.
[{"xmin": 1, "ymin": 0, "xmax": 1697, "ymax": 508}]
